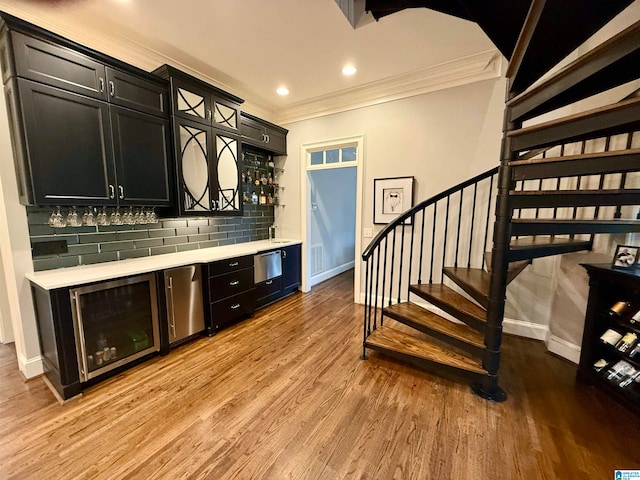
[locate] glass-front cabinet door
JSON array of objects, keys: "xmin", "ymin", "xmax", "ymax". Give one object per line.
[
  {"xmin": 173, "ymin": 79, "xmax": 209, "ymax": 125},
  {"xmin": 70, "ymin": 274, "xmax": 160, "ymax": 382},
  {"xmin": 214, "ymin": 131, "xmax": 241, "ymax": 214},
  {"xmin": 175, "ymin": 117, "xmax": 214, "ymax": 213}
]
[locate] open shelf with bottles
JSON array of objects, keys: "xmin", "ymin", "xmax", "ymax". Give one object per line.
[
  {"xmin": 579, "ymin": 263, "xmax": 640, "ymax": 415},
  {"xmin": 241, "ymin": 147, "xmax": 282, "ymax": 206}
]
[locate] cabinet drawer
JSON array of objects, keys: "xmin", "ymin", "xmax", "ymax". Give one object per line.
[
  {"xmin": 209, "ymin": 267, "xmax": 254, "ymax": 302},
  {"xmin": 12, "ymin": 31, "xmax": 107, "ymax": 101},
  {"xmin": 209, "ymin": 255, "xmax": 253, "ymax": 276},
  {"xmin": 210, "ymin": 290, "xmax": 255, "ymax": 330},
  {"xmin": 256, "ymin": 276, "xmax": 283, "ymax": 308}
]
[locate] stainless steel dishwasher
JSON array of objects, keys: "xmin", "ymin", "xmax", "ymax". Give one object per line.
[
  {"xmin": 254, "ymin": 250, "xmax": 282, "ymax": 284},
  {"xmin": 164, "ymin": 265, "xmax": 205, "ymax": 345}
]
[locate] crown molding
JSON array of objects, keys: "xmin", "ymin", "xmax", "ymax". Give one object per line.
[
  {"xmin": 0, "ymin": 3, "xmax": 501, "ymax": 125},
  {"xmin": 274, "ymin": 50, "xmax": 502, "ymax": 125}
]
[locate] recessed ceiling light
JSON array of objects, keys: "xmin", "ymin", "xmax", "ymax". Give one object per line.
[
  {"xmin": 342, "ymin": 65, "xmax": 357, "ymax": 76},
  {"xmin": 276, "ymin": 87, "xmax": 289, "ymax": 96}
]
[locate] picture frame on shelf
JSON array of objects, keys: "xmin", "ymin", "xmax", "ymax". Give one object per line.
[
  {"xmin": 373, "ymin": 176, "xmax": 414, "ymax": 225},
  {"xmin": 612, "ymin": 244, "xmax": 639, "ymax": 269}
]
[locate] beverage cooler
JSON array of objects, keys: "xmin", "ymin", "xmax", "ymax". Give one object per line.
[{"xmin": 70, "ymin": 273, "xmax": 160, "ymax": 382}]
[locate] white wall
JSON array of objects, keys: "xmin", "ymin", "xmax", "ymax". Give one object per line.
[
  {"xmin": 308, "ymin": 167, "xmax": 357, "ymax": 285},
  {"xmin": 279, "ymin": 75, "xmax": 507, "ymax": 298}
]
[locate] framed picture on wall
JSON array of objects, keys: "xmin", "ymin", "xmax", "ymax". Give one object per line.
[
  {"xmin": 612, "ymin": 244, "xmax": 639, "ymax": 269},
  {"xmin": 373, "ymin": 176, "xmax": 414, "ymax": 224}
]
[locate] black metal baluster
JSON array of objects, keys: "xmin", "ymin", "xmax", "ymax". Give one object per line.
[
  {"xmin": 398, "ymin": 224, "xmax": 406, "ymax": 304},
  {"xmin": 362, "ymin": 257, "xmax": 370, "ymax": 359},
  {"xmin": 418, "ymin": 209, "xmax": 426, "ymax": 284},
  {"xmin": 430, "ymin": 203, "xmax": 437, "ymax": 284},
  {"xmin": 442, "ymin": 196, "xmax": 450, "ymax": 278},
  {"xmin": 454, "ymin": 191, "xmax": 463, "ymax": 267},
  {"xmin": 615, "ymin": 132, "xmax": 634, "ymax": 219},
  {"xmin": 593, "ymin": 137, "xmax": 610, "ymax": 220},
  {"xmin": 381, "ymin": 236, "xmax": 389, "ymax": 310},
  {"xmin": 468, "ymin": 183, "xmax": 478, "ymax": 268},
  {"xmin": 373, "ymin": 248, "xmax": 381, "ymax": 330},
  {"xmin": 389, "ymin": 229, "xmax": 397, "ymax": 306},
  {"xmin": 482, "ymin": 174, "xmax": 495, "ymax": 271},
  {"xmin": 408, "ymin": 213, "xmax": 416, "ymax": 300}
]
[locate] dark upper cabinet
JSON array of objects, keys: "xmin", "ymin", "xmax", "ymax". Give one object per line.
[
  {"xmin": 0, "ymin": 13, "xmax": 173, "ymax": 207},
  {"xmin": 173, "ymin": 116, "xmax": 242, "ymax": 215},
  {"xmin": 155, "ymin": 65, "xmax": 242, "ymax": 134},
  {"xmin": 155, "ymin": 65, "xmax": 244, "ymax": 216},
  {"xmin": 17, "ymin": 78, "xmax": 116, "ymax": 205},
  {"xmin": 240, "ymin": 112, "xmax": 288, "ymax": 156},
  {"xmin": 110, "ymin": 106, "xmax": 172, "ymax": 205}
]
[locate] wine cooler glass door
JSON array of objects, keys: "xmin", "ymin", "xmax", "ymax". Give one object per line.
[{"xmin": 71, "ymin": 273, "xmax": 160, "ymax": 382}]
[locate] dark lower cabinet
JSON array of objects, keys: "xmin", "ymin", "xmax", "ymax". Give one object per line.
[
  {"xmin": 205, "ymin": 255, "xmax": 255, "ymax": 333},
  {"xmin": 255, "ymin": 244, "xmax": 301, "ymax": 309}
]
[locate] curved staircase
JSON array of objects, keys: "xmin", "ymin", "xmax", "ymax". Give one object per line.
[{"xmin": 361, "ymin": 1, "xmax": 640, "ymax": 401}]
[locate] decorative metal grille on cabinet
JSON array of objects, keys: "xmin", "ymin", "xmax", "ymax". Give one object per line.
[
  {"xmin": 216, "ymin": 134, "xmax": 240, "ymax": 211},
  {"xmin": 177, "ymin": 88, "xmax": 206, "ymax": 121},
  {"xmin": 180, "ymin": 124, "xmax": 211, "ymax": 212},
  {"xmin": 213, "ymin": 102, "xmax": 237, "ymax": 130}
]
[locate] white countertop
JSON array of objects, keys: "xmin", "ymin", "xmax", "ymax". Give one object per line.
[{"xmin": 26, "ymin": 239, "xmax": 301, "ymax": 290}]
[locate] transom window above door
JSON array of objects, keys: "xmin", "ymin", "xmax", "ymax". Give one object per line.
[{"xmin": 309, "ymin": 145, "xmax": 357, "ymax": 168}]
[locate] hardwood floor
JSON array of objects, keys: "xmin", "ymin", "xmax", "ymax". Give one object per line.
[{"xmin": 1, "ymin": 269, "xmax": 639, "ymax": 479}]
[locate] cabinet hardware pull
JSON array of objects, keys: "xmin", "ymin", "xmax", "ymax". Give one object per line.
[
  {"xmin": 118, "ymin": 185, "xmax": 124, "ymax": 199},
  {"xmin": 229, "ymin": 280, "xmax": 239, "ymax": 286},
  {"xmin": 99, "ymin": 78, "xmax": 105, "ymax": 93},
  {"xmin": 265, "ymin": 134, "xmax": 270, "ymax": 143},
  {"xmin": 168, "ymin": 276, "xmax": 176, "ymax": 338},
  {"xmin": 266, "ymin": 280, "xmax": 273, "ymax": 285},
  {"xmin": 109, "ymin": 184, "xmax": 115, "ymax": 199},
  {"xmin": 109, "ymin": 80, "xmax": 115, "ymax": 96},
  {"xmin": 282, "ymin": 251, "xmax": 287, "ymax": 259},
  {"xmin": 231, "ymin": 303, "xmax": 240, "ymax": 309},
  {"xmin": 229, "ymin": 262, "xmax": 239, "ymax": 267}
]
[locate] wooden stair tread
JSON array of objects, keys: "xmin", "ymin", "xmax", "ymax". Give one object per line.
[
  {"xmin": 410, "ymin": 283, "xmax": 486, "ymax": 331},
  {"xmin": 508, "ymin": 236, "xmax": 593, "ymax": 261},
  {"xmin": 511, "ymin": 218, "xmax": 640, "ymax": 236},
  {"xmin": 365, "ymin": 326, "xmax": 486, "ymax": 375},
  {"xmin": 507, "ymin": 96, "xmax": 640, "ymax": 152},
  {"xmin": 506, "ymin": 20, "xmax": 640, "ymax": 122},
  {"xmin": 384, "ymin": 302, "xmax": 484, "ymax": 348},
  {"xmin": 509, "ymin": 189, "xmax": 640, "ymax": 209},
  {"xmin": 442, "ymin": 267, "xmax": 489, "ymax": 309},
  {"xmin": 510, "ymin": 149, "xmax": 640, "ymax": 180}
]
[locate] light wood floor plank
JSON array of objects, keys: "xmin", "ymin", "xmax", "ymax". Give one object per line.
[{"xmin": 0, "ymin": 269, "xmax": 639, "ymax": 479}]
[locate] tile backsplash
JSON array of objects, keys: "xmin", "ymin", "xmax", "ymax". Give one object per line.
[{"xmin": 28, "ymin": 206, "xmax": 275, "ymax": 271}]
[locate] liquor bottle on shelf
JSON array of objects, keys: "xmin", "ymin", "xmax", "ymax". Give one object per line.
[
  {"xmin": 251, "ymin": 191, "xmax": 258, "ymax": 205},
  {"xmin": 246, "ymin": 169, "xmax": 252, "ymax": 184},
  {"xmin": 609, "ymin": 301, "xmax": 633, "ymax": 317},
  {"xmin": 254, "ymin": 168, "xmax": 260, "ymax": 185},
  {"xmin": 259, "ymin": 189, "xmax": 266, "ymax": 205},
  {"xmin": 268, "ymin": 172, "xmax": 273, "ymax": 186}
]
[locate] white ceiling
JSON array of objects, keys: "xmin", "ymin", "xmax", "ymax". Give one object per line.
[{"xmin": 0, "ymin": 0, "xmax": 496, "ymax": 120}]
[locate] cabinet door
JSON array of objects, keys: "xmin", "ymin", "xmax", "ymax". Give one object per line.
[
  {"xmin": 282, "ymin": 244, "xmax": 301, "ymax": 292},
  {"xmin": 110, "ymin": 106, "xmax": 173, "ymax": 206},
  {"xmin": 240, "ymin": 116, "xmax": 264, "ymax": 146},
  {"xmin": 106, "ymin": 67, "xmax": 168, "ymax": 117},
  {"xmin": 12, "ymin": 31, "xmax": 107, "ymax": 101},
  {"xmin": 264, "ymin": 127, "xmax": 287, "ymax": 155},
  {"xmin": 213, "ymin": 131, "xmax": 242, "ymax": 215},
  {"xmin": 211, "ymin": 95, "xmax": 240, "ymax": 133},
  {"xmin": 18, "ymin": 78, "xmax": 116, "ymax": 205},
  {"xmin": 174, "ymin": 117, "xmax": 214, "ymax": 213},
  {"xmin": 171, "ymin": 78, "xmax": 210, "ymax": 126}
]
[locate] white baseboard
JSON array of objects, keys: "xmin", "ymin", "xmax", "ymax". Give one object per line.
[
  {"xmin": 502, "ymin": 317, "xmax": 549, "ymax": 341},
  {"xmin": 545, "ymin": 335, "xmax": 581, "ymax": 364},
  {"xmin": 310, "ymin": 261, "xmax": 355, "ymax": 288},
  {"xmin": 18, "ymin": 353, "xmax": 44, "ymax": 379}
]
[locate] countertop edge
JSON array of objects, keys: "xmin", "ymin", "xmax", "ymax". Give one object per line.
[{"xmin": 26, "ymin": 240, "xmax": 302, "ymax": 290}]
